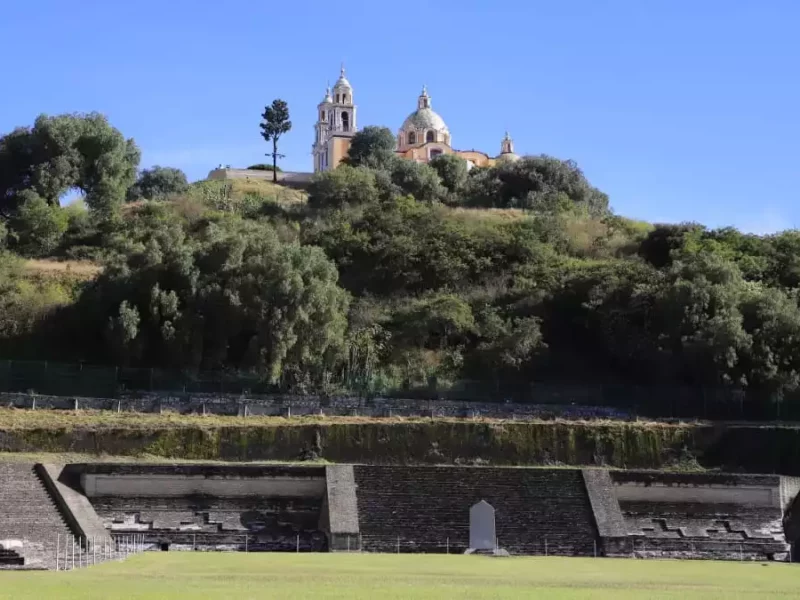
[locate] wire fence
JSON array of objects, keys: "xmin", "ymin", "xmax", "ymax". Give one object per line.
[
  {"xmin": 2, "ymin": 359, "xmax": 800, "ymax": 421},
  {"xmin": 41, "ymin": 532, "xmax": 791, "ymax": 563},
  {"xmin": 54, "ymin": 534, "xmax": 145, "ymax": 571}
]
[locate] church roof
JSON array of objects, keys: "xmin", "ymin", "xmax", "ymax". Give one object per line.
[
  {"xmin": 401, "ymin": 107, "xmax": 449, "ymax": 133},
  {"xmin": 333, "ymin": 65, "xmax": 352, "ymax": 91}
]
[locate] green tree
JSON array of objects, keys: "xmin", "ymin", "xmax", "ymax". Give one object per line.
[
  {"xmin": 638, "ymin": 223, "xmax": 703, "ymax": 268},
  {"xmin": 429, "ymin": 154, "xmax": 468, "ymax": 198},
  {"xmin": 464, "ymin": 155, "xmax": 608, "ymax": 214},
  {"xmin": 75, "ymin": 217, "xmax": 350, "ymax": 388},
  {"xmin": 127, "ymin": 166, "xmax": 189, "ymax": 201},
  {"xmin": 344, "ymin": 126, "xmax": 397, "ymax": 169},
  {"xmin": 307, "ymin": 165, "xmax": 380, "ymax": 209},
  {"xmin": 259, "ymin": 99, "xmax": 292, "ymax": 182},
  {"xmin": 0, "ymin": 113, "xmax": 140, "ymax": 218},
  {"xmin": 8, "ymin": 191, "xmax": 69, "ymax": 257},
  {"xmin": 389, "ymin": 159, "xmax": 445, "ymax": 204}
]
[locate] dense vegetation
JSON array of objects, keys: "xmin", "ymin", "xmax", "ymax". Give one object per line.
[{"xmin": 3, "ymin": 116, "xmax": 800, "ymax": 416}]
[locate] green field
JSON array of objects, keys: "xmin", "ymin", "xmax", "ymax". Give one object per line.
[{"xmin": 0, "ymin": 553, "xmax": 795, "ymax": 599}]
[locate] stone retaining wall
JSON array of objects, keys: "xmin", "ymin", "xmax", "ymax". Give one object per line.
[{"xmin": 0, "ymin": 391, "xmax": 629, "ymax": 421}]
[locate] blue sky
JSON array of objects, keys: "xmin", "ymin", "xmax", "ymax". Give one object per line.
[{"xmin": 2, "ymin": 1, "xmax": 799, "ymax": 233}]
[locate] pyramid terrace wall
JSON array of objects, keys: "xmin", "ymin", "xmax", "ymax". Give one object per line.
[
  {"xmin": 352, "ymin": 466, "xmax": 599, "ymax": 555},
  {"xmin": 608, "ymin": 471, "xmax": 790, "ymax": 560}
]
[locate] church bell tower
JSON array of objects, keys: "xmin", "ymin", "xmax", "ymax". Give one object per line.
[{"xmin": 312, "ymin": 65, "xmax": 357, "ymax": 173}]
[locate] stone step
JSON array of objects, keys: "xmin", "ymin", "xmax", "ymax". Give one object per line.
[{"xmin": 0, "ymin": 463, "xmax": 80, "ymax": 569}]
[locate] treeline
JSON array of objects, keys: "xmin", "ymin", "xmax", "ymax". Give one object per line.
[{"xmin": 2, "ymin": 116, "xmax": 800, "ymax": 413}]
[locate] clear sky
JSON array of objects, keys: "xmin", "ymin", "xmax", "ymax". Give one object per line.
[{"xmin": 2, "ymin": 0, "xmax": 799, "ymax": 232}]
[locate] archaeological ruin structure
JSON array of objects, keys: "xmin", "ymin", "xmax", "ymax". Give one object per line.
[{"xmin": 1, "ymin": 462, "xmax": 799, "ymax": 568}]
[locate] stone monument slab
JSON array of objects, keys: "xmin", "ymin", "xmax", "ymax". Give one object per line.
[{"xmin": 469, "ymin": 500, "xmax": 496, "ymax": 551}]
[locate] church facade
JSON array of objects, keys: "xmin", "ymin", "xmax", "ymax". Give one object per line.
[{"xmin": 312, "ymin": 67, "xmax": 520, "ymax": 173}]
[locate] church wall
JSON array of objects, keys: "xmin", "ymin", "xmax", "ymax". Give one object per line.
[
  {"xmin": 455, "ymin": 151, "xmax": 493, "ymax": 168},
  {"xmin": 327, "ymin": 137, "xmax": 352, "ymax": 171}
]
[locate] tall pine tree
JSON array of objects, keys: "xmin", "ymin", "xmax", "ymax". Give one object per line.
[{"xmin": 259, "ymin": 99, "xmax": 292, "ymax": 182}]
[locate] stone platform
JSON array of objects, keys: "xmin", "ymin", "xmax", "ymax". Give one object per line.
[{"xmin": 0, "ymin": 462, "xmax": 798, "ymax": 565}]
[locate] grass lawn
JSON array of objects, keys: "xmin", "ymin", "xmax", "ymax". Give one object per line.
[{"xmin": 0, "ymin": 553, "xmax": 795, "ymax": 599}]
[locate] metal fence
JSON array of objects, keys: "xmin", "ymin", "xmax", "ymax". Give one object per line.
[
  {"xmin": 54, "ymin": 534, "xmax": 145, "ymax": 571},
  {"xmin": 2, "ymin": 359, "xmax": 800, "ymax": 421}
]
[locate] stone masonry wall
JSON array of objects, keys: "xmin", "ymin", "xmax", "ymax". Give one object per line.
[{"xmin": 0, "ymin": 391, "xmax": 629, "ymax": 421}]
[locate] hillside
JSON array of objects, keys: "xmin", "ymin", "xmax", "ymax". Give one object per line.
[
  {"xmin": 189, "ymin": 177, "xmax": 308, "ymax": 206},
  {"xmin": 3, "ymin": 115, "xmax": 800, "ymax": 421}
]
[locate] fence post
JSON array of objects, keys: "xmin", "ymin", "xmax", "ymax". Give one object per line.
[
  {"xmin": 545, "ymin": 537, "xmax": 548, "ymax": 557},
  {"xmin": 296, "ymin": 534, "xmax": 300, "ymax": 553},
  {"xmin": 594, "ymin": 540, "xmax": 597, "ymax": 558},
  {"xmin": 71, "ymin": 536, "xmax": 75, "ymax": 570},
  {"xmin": 396, "ymin": 536, "xmax": 400, "ymax": 554},
  {"xmin": 65, "ymin": 535, "xmax": 69, "ymax": 570},
  {"xmin": 446, "ymin": 537, "xmax": 449, "ymax": 554},
  {"xmin": 56, "ymin": 533, "xmax": 59, "ymax": 571},
  {"xmin": 245, "ymin": 535, "xmax": 248, "ymax": 553}
]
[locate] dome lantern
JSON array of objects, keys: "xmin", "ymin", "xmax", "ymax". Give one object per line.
[{"xmin": 398, "ymin": 85, "xmax": 450, "ymax": 150}]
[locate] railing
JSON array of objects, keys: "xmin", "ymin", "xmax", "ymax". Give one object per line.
[
  {"xmin": 2, "ymin": 359, "xmax": 800, "ymax": 421},
  {"xmin": 54, "ymin": 534, "xmax": 145, "ymax": 571}
]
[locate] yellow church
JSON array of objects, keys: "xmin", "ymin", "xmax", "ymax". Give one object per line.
[{"xmin": 312, "ymin": 67, "xmax": 520, "ymax": 173}]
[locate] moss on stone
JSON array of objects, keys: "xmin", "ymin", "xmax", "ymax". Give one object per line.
[{"xmin": 2, "ymin": 420, "xmax": 800, "ymax": 474}]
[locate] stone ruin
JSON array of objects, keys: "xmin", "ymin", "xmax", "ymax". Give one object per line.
[{"xmin": 0, "ymin": 462, "xmax": 798, "ymax": 568}]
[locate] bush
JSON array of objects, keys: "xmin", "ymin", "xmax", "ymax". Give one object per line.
[
  {"xmin": 9, "ymin": 192, "xmax": 68, "ymax": 257},
  {"xmin": 247, "ymin": 164, "xmax": 282, "ymax": 172},
  {"xmin": 126, "ymin": 166, "xmax": 189, "ymax": 201}
]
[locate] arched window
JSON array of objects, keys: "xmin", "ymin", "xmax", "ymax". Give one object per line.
[
  {"xmin": 342, "ymin": 112, "xmax": 350, "ymax": 132},
  {"xmin": 426, "ymin": 130, "xmax": 435, "ymax": 143},
  {"xmin": 408, "ymin": 131, "xmax": 416, "ymax": 145},
  {"xmin": 336, "ymin": 94, "xmax": 340, "ymax": 103},
  {"xmin": 320, "ymin": 111, "xmax": 326, "ymax": 121},
  {"xmin": 342, "ymin": 94, "xmax": 348, "ymax": 104}
]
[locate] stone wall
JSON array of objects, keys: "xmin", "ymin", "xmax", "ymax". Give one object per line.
[
  {"xmin": 608, "ymin": 471, "xmax": 790, "ymax": 560},
  {"xmin": 77, "ymin": 464, "xmax": 329, "ymax": 552},
  {"xmin": 582, "ymin": 469, "xmax": 627, "ymax": 555},
  {"xmin": 0, "ymin": 391, "xmax": 629, "ymax": 421},
  {"xmin": 352, "ymin": 465, "xmax": 599, "ymax": 555},
  {"xmin": 75, "ymin": 464, "xmax": 326, "ymax": 499},
  {"xmin": 324, "ymin": 465, "xmax": 360, "ymax": 551},
  {"xmin": 206, "ymin": 168, "xmax": 313, "ymax": 189}
]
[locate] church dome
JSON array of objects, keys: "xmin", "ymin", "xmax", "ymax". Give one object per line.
[
  {"xmin": 497, "ymin": 152, "xmax": 520, "ymax": 163},
  {"xmin": 402, "ymin": 108, "xmax": 449, "ymax": 133},
  {"xmin": 496, "ymin": 131, "xmax": 519, "ymax": 162},
  {"xmin": 399, "ymin": 86, "xmax": 450, "ymax": 143}
]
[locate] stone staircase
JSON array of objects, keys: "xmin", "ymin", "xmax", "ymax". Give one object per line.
[
  {"xmin": 353, "ymin": 466, "xmax": 598, "ymax": 555},
  {"xmin": 0, "ymin": 463, "xmax": 86, "ymax": 569}
]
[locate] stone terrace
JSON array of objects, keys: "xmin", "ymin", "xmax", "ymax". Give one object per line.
[
  {"xmin": 353, "ymin": 466, "xmax": 598, "ymax": 555},
  {"xmin": 77, "ymin": 463, "xmax": 329, "ymax": 552},
  {"xmin": 611, "ymin": 471, "xmax": 789, "ymax": 560},
  {"xmin": 91, "ymin": 495, "xmax": 326, "ymax": 551}
]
